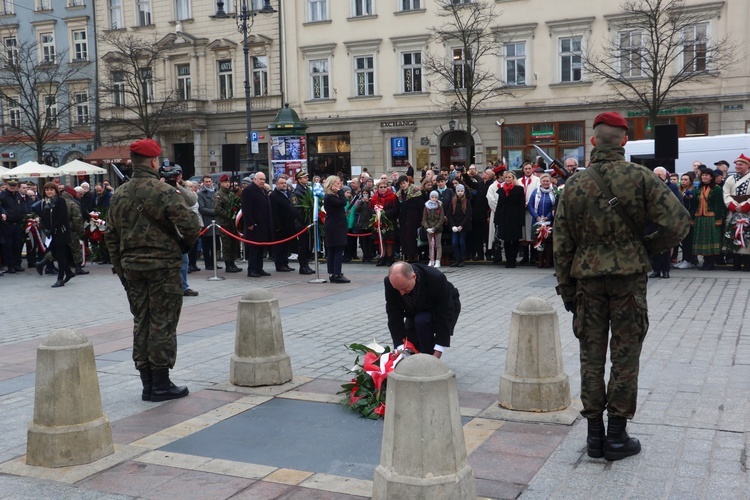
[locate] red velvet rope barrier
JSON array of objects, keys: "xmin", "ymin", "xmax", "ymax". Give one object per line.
[
  {"xmin": 202, "ymin": 223, "xmax": 371, "ymax": 246},
  {"xmin": 216, "ymin": 223, "xmax": 312, "ymax": 246}
]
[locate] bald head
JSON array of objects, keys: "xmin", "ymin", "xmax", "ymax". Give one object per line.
[{"xmin": 388, "ymin": 261, "xmax": 416, "ymax": 295}]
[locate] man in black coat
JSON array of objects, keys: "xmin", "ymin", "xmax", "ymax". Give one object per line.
[
  {"xmin": 384, "ymin": 261, "xmax": 461, "ymax": 357},
  {"xmin": 0, "ymin": 179, "xmax": 27, "ymax": 273},
  {"xmin": 241, "ymin": 171, "xmax": 273, "ymax": 277},
  {"xmin": 269, "ymin": 176, "xmax": 296, "ymax": 272}
]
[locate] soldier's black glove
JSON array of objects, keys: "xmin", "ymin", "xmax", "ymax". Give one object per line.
[{"xmin": 563, "ymin": 300, "xmax": 576, "ymax": 313}]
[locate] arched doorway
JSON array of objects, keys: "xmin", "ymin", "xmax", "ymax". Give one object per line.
[{"xmin": 430, "ymin": 122, "xmax": 483, "ymax": 168}]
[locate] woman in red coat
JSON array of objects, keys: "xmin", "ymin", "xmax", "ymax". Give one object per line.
[
  {"xmin": 370, "ymin": 179, "xmax": 399, "ymax": 266},
  {"xmin": 494, "ymin": 171, "xmax": 526, "ymax": 268}
]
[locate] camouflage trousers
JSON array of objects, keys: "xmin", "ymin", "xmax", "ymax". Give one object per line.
[
  {"xmin": 69, "ymin": 233, "xmax": 84, "ymax": 266},
  {"xmin": 573, "ymin": 273, "xmax": 649, "ymax": 420},
  {"xmin": 124, "ymin": 267, "xmax": 183, "ymax": 370},
  {"xmin": 219, "ymin": 229, "xmax": 241, "ymax": 261}
]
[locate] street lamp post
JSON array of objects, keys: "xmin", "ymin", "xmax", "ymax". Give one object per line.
[{"xmin": 222, "ymin": 0, "xmax": 276, "ymax": 171}]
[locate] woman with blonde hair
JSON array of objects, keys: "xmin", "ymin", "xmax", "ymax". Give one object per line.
[{"xmin": 323, "ymin": 175, "xmax": 350, "ymax": 283}]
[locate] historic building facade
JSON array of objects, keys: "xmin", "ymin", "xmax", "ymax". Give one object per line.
[
  {"xmin": 93, "ymin": 0, "xmax": 282, "ymax": 178},
  {"xmin": 0, "ymin": 0, "xmax": 96, "ymax": 168},
  {"xmin": 282, "ymin": 0, "xmax": 750, "ymax": 177}
]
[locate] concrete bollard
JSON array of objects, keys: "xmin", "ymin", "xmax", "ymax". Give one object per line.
[
  {"xmin": 499, "ymin": 297, "xmax": 570, "ymax": 412},
  {"xmin": 26, "ymin": 329, "xmax": 114, "ymax": 467},
  {"xmin": 372, "ymin": 354, "xmax": 476, "ymax": 500},
  {"xmin": 230, "ymin": 289, "xmax": 293, "ymax": 387}
]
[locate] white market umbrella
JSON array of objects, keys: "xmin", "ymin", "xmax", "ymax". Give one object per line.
[
  {"xmin": 0, "ymin": 165, "xmax": 9, "ymax": 175},
  {"xmin": 0, "ymin": 160, "xmax": 61, "ymax": 179},
  {"xmin": 58, "ymin": 159, "xmax": 107, "ymax": 176}
]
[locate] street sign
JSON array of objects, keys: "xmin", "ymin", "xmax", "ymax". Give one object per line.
[
  {"xmin": 251, "ymin": 131, "xmax": 259, "ymax": 142},
  {"xmin": 251, "ymin": 142, "xmax": 259, "ymax": 154}
]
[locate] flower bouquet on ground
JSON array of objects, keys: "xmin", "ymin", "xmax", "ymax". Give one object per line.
[{"xmin": 338, "ymin": 339, "xmax": 418, "ymax": 419}]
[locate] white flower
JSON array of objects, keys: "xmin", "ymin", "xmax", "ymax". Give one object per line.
[{"xmin": 365, "ymin": 338, "xmax": 385, "ymax": 354}]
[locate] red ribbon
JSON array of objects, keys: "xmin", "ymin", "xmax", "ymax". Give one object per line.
[
  {"xmin": 735, "ymin": 218, "xmax": 749, "ymax": 248},
  {"xmin": 24, "ymin": 218, "xmax": 46, "ymax": 253},
  {"xmin": 533, "ymin": 223, "xmax": 552, "ymax": 250},
  {"xmin": 374, "ymin": 204, "xmax": 385, "ymax": 255}
]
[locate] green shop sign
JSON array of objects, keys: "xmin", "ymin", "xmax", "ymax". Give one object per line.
[{"xmin": 627, "ymin": 108, "xmax": 692, "ymax": 118}]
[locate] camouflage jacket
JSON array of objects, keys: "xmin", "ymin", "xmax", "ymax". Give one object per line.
[
  {"xmin": 553, "ymin": 146, "xmax": 690, "ymax": 302},
  {"xmin": 215, "ymin": 186, "xmax": 240, "ymax": 228},
  {"xmin": 61, "ymin": 192, "xmax": 84, "ymax": 239},
  {"xmin": 105, "ymin": 164, "xmax": 201, "ymax": 273}
]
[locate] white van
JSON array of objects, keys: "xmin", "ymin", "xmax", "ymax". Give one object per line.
[{"xmin": 624, "ymin": 134, "xmax": 750, "ymax": 172}]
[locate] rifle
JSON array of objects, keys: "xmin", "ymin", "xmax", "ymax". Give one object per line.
[
  {"xmin": 531, "ymin": 145, "xmax": 570, "ymax": 180},
  {"xmin": 110, "ymin": 163, "xmax": 130, "ymax": 183}
]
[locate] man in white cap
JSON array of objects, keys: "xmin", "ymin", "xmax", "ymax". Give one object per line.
[{"xmin": 723, "ymin": 154, "xmax": 750, "ymax": 271}]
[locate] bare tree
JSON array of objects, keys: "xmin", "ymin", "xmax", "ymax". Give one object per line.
[
  {"xmin": 583, "ymin": 0, "xmax": 738, "ymax": 136},
  {"xmin": 97, "ymin": 31, "xmax": 184, "ymax": 141},
  {"xmin": 424, "ymin": 0, "xmax": 512, "ymax": 159},
  {"xmin": 0, "ymin": 37, "xmax": 85, "ymax": 163}
]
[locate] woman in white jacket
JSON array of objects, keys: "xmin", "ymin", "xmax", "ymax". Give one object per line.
[{"xmin": 486, "ymin": 171, "xmax": 503, "ymax": 263}]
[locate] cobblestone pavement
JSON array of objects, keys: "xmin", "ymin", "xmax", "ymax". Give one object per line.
[{"xmin": 0, "ymin": 260, "xmax": 749, "ymax": 498}]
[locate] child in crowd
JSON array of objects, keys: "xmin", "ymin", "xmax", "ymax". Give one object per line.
[{"xmin": 422, "ymin": 190, "xmax": 446, "ymax": 268}]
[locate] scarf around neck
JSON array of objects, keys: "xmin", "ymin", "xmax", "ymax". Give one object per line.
[{"xmin": 533, "ymin": 186, "xmax": 555, "ymax": 213}]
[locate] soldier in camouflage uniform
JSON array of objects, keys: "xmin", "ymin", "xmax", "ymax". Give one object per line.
[
  {"xmin": 61, "ymin": 187, "xmax": 86, "ymax": 274},
  {"xmin": 105, "ymin": 139, "xmax": 201, "ymax": 403},
  {"xmin": 215, "ymin": 174, "xmax": 243, "ymax": 273},
  {"xmin": 554, "ymin": 112, "xmax": 690, "ymax": 461}
]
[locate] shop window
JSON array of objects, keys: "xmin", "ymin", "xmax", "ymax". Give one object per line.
[{"xmin": 502, "ymin": 121, "xmax": 585, "ymax": 167}]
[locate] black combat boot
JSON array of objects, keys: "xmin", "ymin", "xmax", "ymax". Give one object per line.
[
  {"xmin": 138, "ymin": 367, "xmax": 153, "ymax": 401},
  {"xmin": 150, "ymin": 368, "xmax": 189, "ymax": 402},
  {"xmin": 225, "ymin": 261, "xmax": 242, "ymax": 273},
  {"xmin": 603, "ymin": 416, "xmax": 641, "ymax": 461},
  {"xmin": 587, "ymin": 416, "xmax": 605, "ymax": 458},
  {"xmin": 75, "ymin": 265, "xmax": 89, "ymax": 275}
]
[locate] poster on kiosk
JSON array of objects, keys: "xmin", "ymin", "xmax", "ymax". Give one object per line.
[{"xmin": 271, "ymin": 135, "xmax": 307, "ymax": 181}]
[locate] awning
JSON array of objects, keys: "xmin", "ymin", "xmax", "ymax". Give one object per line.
[{"xmin": 83, "ymin": 145, "xmax": 130, "ymax": 165}]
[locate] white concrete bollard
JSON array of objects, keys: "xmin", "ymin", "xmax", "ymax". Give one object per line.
[
  {"xmin": 26, "ymin": 329, "xmax": 114, "ymax": 467},
  {"xmin": 372, "ymin": 354, "xmax": 476, "ymax": 500},
  {"xmin": 499, "ymin": 296, "xmax": 570, "ymax": 412},
  {"xmin": 230, "ymin": 289, "xmax": 293, "ymax": 387}
]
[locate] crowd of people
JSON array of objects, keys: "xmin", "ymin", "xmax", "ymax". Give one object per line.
[
  {"xmin": 3, "ymin": 147, "xmax": 750, "ymax": 285},
  {"xmin": 0, "ymin": 177, "xmax": 113, "ymax": 284}
]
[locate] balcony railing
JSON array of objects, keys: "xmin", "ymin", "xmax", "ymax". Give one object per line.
[{"xmin": 100, "ymin": 94, "xmax": 283, "ymax": 120}]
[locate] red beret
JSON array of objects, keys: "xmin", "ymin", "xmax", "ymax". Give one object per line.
[
  {"xmin": 219, "ymin": 174, "xmax": 230, "ymax": 182},
  {"xmin": 493, "ymin": 165, "xmax": 507, "ymax": 175},
  {"xmin": 735, "ymin": 154, "xmax": 750, "ymax": 166},
  {"xmin": 593, "ymin": 112, "xmax": 629, "ymax": 131},
  {"xmin": 130, "ymin": 138, "xmax": 162, "ymax": 158},
  {"xmin": 65, "ymin": 186, "xmax": 77, "ymax": 197}
]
